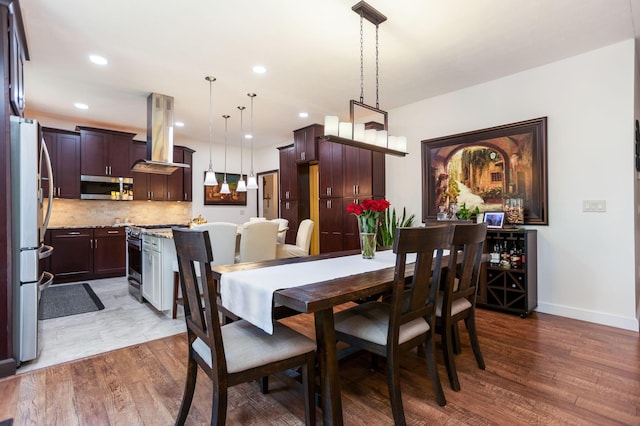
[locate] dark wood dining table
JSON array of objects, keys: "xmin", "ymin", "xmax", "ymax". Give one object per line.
[{"xmin": 211, "ymin": 249, "xmax": 443, "ymax": 425}]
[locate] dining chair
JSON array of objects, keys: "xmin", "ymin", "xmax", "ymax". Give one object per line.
[
  {"xmin": 172, "ymin": 227, "xmax": 316, "ymax": 426},
  {"xmin": 236, "ymin": 220, "xmax": 279, "ymax": 263},
  {"xmin": 276, "ymin": 219, "xmax": 314, "ymax": 258},
  {"xmin": 171, "ymin": 222, "xmax": 239, "ymax": 319},
  {"xmin": 436, "ymin": 222, "xmax": 487, "ymax": 391},
  {"xmin": 334, "ymin": 225, "xmax": 452, "ymax": 425},
  {"xmin": 270, "ymin": 218, "xmax": 289, "ymax": 244}
]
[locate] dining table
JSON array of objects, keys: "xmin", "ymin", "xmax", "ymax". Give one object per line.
[{"xmin": 211, "ymin": 249, "xmax": 450, "ymax": 425}]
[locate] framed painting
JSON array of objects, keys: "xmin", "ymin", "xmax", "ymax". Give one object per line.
[
  {"xmin": 421, "ymin": 117, "xmax": 548, "ymax": 225},
  {"xmin": 204, "ymin": 172, "xmax": 248, "ymax": 206}
]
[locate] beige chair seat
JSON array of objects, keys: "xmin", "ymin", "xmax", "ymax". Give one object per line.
[
  {"xmin": 236, "ymin": 220, "xmax": 279, "ymax": 263},
  {"xmin": 193, "ymin": 320, "xmax": 316, "ymax": 374}
]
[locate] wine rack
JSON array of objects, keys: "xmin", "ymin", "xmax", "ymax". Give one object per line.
[{"xmin": 478, "ymin": 228, "xmax": 537, "ymax": 317}]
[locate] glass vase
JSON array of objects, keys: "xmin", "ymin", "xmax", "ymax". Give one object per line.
[{"xmin": 357, "ymin": 216, "xmax": 378, "ymax": 259}]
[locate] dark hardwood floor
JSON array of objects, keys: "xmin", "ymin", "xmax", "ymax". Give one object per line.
[{"xmin": 1, "ymin": 308, "xmax": 639, "ymax": 425}]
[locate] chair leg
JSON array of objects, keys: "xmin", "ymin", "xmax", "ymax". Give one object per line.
[
  {"xmin": 172, "ymin": 271, "xmax": 179, "ymax": 319},
  {"xmin": 425, "ymin": 335, "xmax": 446, "ymax": 406},
  {"xmin": 452, "ymin": 323, "xmax": 462, "ymax": 355},
  {"xmin": 386, "ymin": 349, "xmax": 406, "ymax": 426},
  {"xmin": 303, "ymin": 353, "xmax": 316, "ymax": 426},
  {"xmin": 212, "ymin": 381, "xmax": 228, "ymax": 426},
  {"xmin": 464, "ymin": 312, "xmax": 486, "ymax": 370},
  {"xmin": 174, "ymin": 356, "xmax": 198, "ymax": 426},
  {"xmin": 442, "ymin": 321, "xmax": 461, "ymax": 391},
  {"xmin": 258, "ymin": 376, "xmax": 269, "ymax": 394}
]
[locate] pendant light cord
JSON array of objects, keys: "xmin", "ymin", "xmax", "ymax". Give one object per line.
[
  {"xmin": 238, "ymin": 106, "xmax": 245, "ymax": 176},
  {"xmin": 206, "ymin": 76, "xmax": 216, "ymax": 170},
  {"xmin": 359, "ymin": 11, "xmax": 364, "ymax": 104},
  {"xmin": 248, "ymin": 93, "xmax": 256, "ymax": 176},
  {"xmin": 223, "ymin": 114, "xmax": 230, "ymax": 180}
]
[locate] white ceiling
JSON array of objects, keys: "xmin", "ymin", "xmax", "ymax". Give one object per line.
[{"xmin": 20, "ymin": 0, "xmax": 640, "ymax": 148}]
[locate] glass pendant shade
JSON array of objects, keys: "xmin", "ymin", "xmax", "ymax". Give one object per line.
[
  {"xmin": 220, "ymin": 181, "xmax": 230, "ymax": 194},
  {"xmin": 247, "ymin": 175, "xmax": 258, "ymax": 189},
  {"xmin": 237, "ymin": 179, "xmax": 247, "ymax": 192},
  {"xmin": 204, "ymin": 170, "xmax": 218, "ymax": 186}
]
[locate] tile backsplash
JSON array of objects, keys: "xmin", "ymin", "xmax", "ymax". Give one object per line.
[{"xmin": 47, "ymin": 199, "xmax": 192, "ymax": 227}]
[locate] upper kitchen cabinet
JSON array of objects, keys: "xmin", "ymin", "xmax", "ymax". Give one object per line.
[
  {"xmin": 294, "ymin": 124, "xmax": 323, "ymax": 163},
  {"xmin": 167, "ymin": 146, "xmax": 194, "ymax": 201},
  {"xmin": 77, "ymin": 126, "xmax": 136, "ymax": 178},
  {"xmin": 318, "ymin": 138, "xmax": 343, "ymax": 198},
  {"xmin": 42, "ymin": 128, "xmax": 80, "ymax": 199},
  {"xmin": 342, "ymin": 146, "xmax": 385, "ymax": 198},
  {"xmin": 132, "ymin": 141, "xmax": 194, "ymax": 201}
]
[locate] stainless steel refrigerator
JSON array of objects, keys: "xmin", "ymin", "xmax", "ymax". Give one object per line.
[{"xmin": 10, "ymin": 116, "xmax": 54, "ymax": 364}]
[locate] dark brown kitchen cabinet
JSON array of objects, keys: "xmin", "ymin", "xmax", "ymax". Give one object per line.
[
  {"xmin": 49, "ymin": 228, "xmax": 94, "ymax": 283},
  {"xmin": 166, "ymin": 147, "xmax": 183, "ymax": 201},
  {"xmin": 48, "ymin": 227, "xmax": 126, "ymax": 284},
  {"xmin": 77, "ymin": 127, "xmax": 135, "ymax": 178},
  {"xmin": 318, "ymin": 197, "xmax": 344, "ymax": 253},
  {"xmin": 42, "ymin": 128, "xmax": 81, "ymax": 199},
  {"xmin": 318, "ymin": 138, "xmax": 343, "ymax": 198},
  {"xmin": 279, "ymin": 144, "xmax": 299, "ymax": 244},
  {"xmin": 294, "ymin": 124, "xmax": 323, "ymax": 163},
  {"xmin": 93, "ymin": 228, "xmax": 126, "ymax": 276},
  {"xmin": 182, "ymin": 148, "xmax": 193, "ymax": 201},
  {"xmin": 132, "ymin": 141, "xmax": 194, "ymax": 201},
  {"xmin": 343, "ymin": 146, "xmax": 385, "ymax": 198}
]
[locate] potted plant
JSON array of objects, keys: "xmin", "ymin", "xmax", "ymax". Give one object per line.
[{"xmin": 378, "ymin": 207, "xmax": 415, "ymax": 248}]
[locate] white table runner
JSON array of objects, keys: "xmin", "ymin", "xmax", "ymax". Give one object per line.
[{"xmin": 220, "ymin": 250, "xmax": 423, "ymax": 334}]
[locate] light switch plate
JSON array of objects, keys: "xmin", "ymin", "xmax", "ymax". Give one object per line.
[{"xmin": 583, "ymin": 200, "xmax": 606, "ymax": 212}]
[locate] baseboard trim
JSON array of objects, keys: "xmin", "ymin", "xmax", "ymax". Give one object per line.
[
  {"xmin": 536, "ymin": 302, "xmax": 639, "ymax": 331},
  {"xmin": 0, "ymin": 357, "xmax": 17, "ymax": 378}
]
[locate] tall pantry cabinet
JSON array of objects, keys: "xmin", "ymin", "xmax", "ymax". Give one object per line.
[{"xmin": 279, "ymin": 123, "xmax": 385, "ymax": 254}]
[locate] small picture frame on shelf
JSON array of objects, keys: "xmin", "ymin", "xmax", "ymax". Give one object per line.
[{"xmin": 484, "ymin": 211, "xmax": 505, "ymax": 229}]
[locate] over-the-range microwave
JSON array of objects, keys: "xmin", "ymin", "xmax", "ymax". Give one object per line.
[{"xmin": 80, "ymin": 175, "xmax": 134, "ymax": 200}]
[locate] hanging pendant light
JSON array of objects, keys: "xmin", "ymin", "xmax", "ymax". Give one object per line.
[
  {"xmin": 246, "ymin": 93, "xmax": 259, "ymax": 190},
  {"xmin": 236, "ymin": 105, "xmax": 247, "ymax": 192},
  {"xmin": 203, "ymin": 76, "xmax": 219, "ymax": 186},
  {"xmin": 220, "ymin": 114, "xmax": 231, "ymax": 194}
]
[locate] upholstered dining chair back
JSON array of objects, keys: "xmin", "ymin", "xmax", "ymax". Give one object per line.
[
  {"xmin": 276, "ymin": 219, "xmax": 314, "ymax": 258},
  {"xmin": 437, "ymin": 222, "xmax": 488, "ymax": 391},
  {"xmin": 333, "ymin": 225, "xmax": 453, "ymax": 424},
  {"xmin": 238, "ymin": 220, "xmax": 279, "ymax": 262},
  {"xmin": 172, "ymin": 227, "xmax": 317, "ymax": 425},
  {"xmin": 270, "ymin": 218, "xmax": 289, "ymax": 244},
  {"xmin": 193, "ymin": 222, "xmax": 238, "ymax": 266}
]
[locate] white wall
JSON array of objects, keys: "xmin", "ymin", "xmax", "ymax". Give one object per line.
[{"xmin": 386, "ymin": 39, "xmax": 639, "ymax": 331}]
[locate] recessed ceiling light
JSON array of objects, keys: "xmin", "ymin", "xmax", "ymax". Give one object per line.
[
  {"xmin": 74, "ymin": 102, "xmax": 89, "ymax": 110},
  {"xmin": 299, "ymin": 112, "xmax": 309, "ymax": 118},
  {"xmin": 252, "ymin": 65, "xmax": 266, "ymax": 74},
  {"xmin": 89, "ymin": 54, "xmax": 108, "ymax": 65},
  {"xmin": 175, "ymin": 121, "xmax": 185, "ymax": 127},
  {"xmin": 245, "ymin": 134, "xmax": 253, "ymax": 139}
]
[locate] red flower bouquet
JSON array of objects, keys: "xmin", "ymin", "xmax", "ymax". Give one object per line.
[{"xmin": 346, "ymin": 198, "xmax": 390, "ymax": 258}]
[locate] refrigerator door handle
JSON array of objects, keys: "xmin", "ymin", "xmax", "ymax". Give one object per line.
[
  {"xmin": 39, "ymin": 271, "xmax": 54, "ymax": 293},
  {"xmin": 40, "ymin": 137, "xmax": 54, "ymax": 234},
  {"xmin": 39, "ymin": 244, "xmax": 54, "ymax": 260}
]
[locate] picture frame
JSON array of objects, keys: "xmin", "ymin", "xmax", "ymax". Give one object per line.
[
  {"xmin": 484, "ymin": 211, "xmax": 505, "ymax": 229},
  {"xmin": 421, "ymin": 117, "xmax": 548, "ymax": 225},
  {"xmin": 204, "ymin": 172, "xmax": 248, "ymax": 205}
]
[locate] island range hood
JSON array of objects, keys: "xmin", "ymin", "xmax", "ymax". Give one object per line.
[{"xmin": 131, "ymin": 93, "xmax": 190, "ymax": 175}]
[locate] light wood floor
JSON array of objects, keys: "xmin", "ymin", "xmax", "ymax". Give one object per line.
[{"xmin": 1, "ymin": 308, "xmax": 639, "ymax": 425}]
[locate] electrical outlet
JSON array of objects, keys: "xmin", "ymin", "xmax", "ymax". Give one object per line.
[
  {"xmin": 583, "ymin": 200, "xmax": 606, "ymax": 212},
  {"xmin": 239, "ymin": 209, "xmax": 244, "ymax": 215}
]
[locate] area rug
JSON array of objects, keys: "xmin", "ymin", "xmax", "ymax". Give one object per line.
[{"xmin": 38, "ymin": 283, "xmax": 105, "ymax": 320}]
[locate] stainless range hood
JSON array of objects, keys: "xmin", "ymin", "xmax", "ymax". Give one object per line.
[{"xmin": 131, "ymin": 93, "xmax": 190, "ymax": 175}]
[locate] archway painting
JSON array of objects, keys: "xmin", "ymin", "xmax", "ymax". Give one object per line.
[{"xmin": 421, "ymin": 117, "xmax": 548, "ymax": 225}]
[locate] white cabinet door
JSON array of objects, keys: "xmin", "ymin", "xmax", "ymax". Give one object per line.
[{"xmin": 142, "ymin": 244, "xmax": 162, "ymax": 309}]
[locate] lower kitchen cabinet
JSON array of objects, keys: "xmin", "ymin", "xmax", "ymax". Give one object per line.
[
  {"xmin": 141, "ymin": 234, "xmax": 176, "ymax": 312},
  {"xmin": 48, "ymin": 227, "xmax": 126, "ymax": 283}
]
